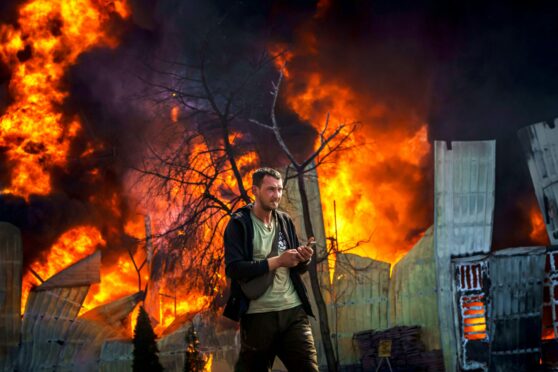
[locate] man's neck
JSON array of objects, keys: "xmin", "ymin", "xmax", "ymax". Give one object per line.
[{"xmin": 252, "ymin": 201, "xmax": 273, "ymax": 225}]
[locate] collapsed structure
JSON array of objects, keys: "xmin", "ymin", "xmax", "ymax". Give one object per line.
[{"xmin": 0, "ymin": 225, "xmax": 237, "ymax": 371}]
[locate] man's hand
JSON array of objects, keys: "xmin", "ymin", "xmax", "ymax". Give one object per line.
[
  {"xmin": 296, "ymin": 245, "xmax": 313, "ymax": 262},
  {"xmin": 268, "ymin": 249, "xmax": 305, "ymax": 270}
]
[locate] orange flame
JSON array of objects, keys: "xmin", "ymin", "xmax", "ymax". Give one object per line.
[
  {"xmin": 529, "ymin": 205, "xmax": 549, "ymax": 245},
  {"xmin": 204, "ymin": 353, "xmax": 213, "ymax": 371},
  {"xmin": 5, "ymin": 0, "xmax": 216, "ymax": 337},
  {"xmin": 281, "ymin": 69, "xmax": 431, "ymax": 264},
  {"xmin": 0, "ymin": 0, "xmax": 129, "ymax": 199},
  {"xmin": 21, "ymin": 226, "xmax": 106, "ymax": 313}
]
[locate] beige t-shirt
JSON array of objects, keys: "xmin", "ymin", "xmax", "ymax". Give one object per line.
[{"xmin": 246, "ymin": 211, "xmax": 302, "ymax": 314}]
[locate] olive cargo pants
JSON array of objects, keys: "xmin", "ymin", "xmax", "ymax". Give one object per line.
[{"xmin": 235, "ymin": 305, "xmax": 319, "ymax": 372}]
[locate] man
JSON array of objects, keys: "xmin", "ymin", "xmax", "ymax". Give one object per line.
[{"xmin": 223, "ymin": 167, "xmax": 319, "ymax": 371}]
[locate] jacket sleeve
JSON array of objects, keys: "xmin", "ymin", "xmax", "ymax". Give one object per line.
[
  {"xmin": 286, "ymin": 216, "xmax": 311, "ymax": 274},
  {"xmin": 224, "ymin": 218, "xmax": 270, "ymax": 280}
]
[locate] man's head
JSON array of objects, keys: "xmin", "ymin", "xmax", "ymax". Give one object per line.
[{"xmin": 252, "ymin": 168, "xmax": 283, "ymax": 211}]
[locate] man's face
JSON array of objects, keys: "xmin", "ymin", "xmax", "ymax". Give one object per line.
[{"xmin": 253, "ymin": 175, "xmax": 283, "ymax": 211}]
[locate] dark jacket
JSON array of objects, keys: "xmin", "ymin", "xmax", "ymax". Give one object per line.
[{"xmin": 223, "ymin": 204, "xmax": 314, "ymax": 321}]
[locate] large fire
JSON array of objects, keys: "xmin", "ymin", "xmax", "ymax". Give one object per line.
[
  {"xmin": 0, "ymin": 0, "xmax": 129, "ymax": 199},
  {"xmin": 4, "ymin": 0, "xmax": 213, "ymax": 338},
  {"xmin": 279, "ymin": 67, "xmax": 431, "ymax": 265}
]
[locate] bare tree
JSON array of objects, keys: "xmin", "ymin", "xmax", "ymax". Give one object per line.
[
  {"xmin": 132, "ymin": 20, "xmax": 282, "ymax": 300},
  {"xmin": 134, "ymin": 17, "xmax": 358, "ymax": 371},
  {"xmin": 249, "ymin": 68, "xmax": 357, "ymax": 372}
]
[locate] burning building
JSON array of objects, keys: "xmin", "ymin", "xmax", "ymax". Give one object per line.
[{"xmin": 2, "ymin": 0, "xmax": 558, "ymax": 371}]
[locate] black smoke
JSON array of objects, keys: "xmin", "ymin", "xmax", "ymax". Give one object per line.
[{"xmin": 2, "ymin": 0, "xmax": 558, "ymax": 269}]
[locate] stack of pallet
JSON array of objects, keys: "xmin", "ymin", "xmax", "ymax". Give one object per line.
[{"xmin": 353, "ymin": 326, "xmax": 443, "ymax": 372}]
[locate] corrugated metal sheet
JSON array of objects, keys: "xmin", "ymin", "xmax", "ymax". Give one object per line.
[
  {"xmin": 331, "ymin": 253, "xmax": 390, "ymax": 365},
  {"xmin": 55, "ymin": 317, "xmax": 121, "ymax": 371},
  {"xmin": 17, "ymin": 286, "xmax": 91, "ymax": 371},
  {"xmin": 54, "ymin": 292, "xmax": 143, "ymax": 371},
  {"xmin": 434, "ymin": 140, "xmax": 496, "ymax": 372},
  {"xmin": 16, "ymin": 251, "xmax": 101, "ymax": 371},
  {"xmin": 158, "ymin": 326, "xmax": 187, "ymax": 371},
  {"xmin": 81, "ymin": 291, "xmax": 143, "ymax": 327},
  {"xmin": 0, "ymin": 222, "xmax": 22, "ymax": 372},
  {"xmin": 99, "ymin": 339, "xmax": 133, "ymax": 372},
  {"xmin": 488, "ymin": 247, "xmax": 546, "ymax": 372},
  {"xmin": 543, "ymin": 247, "xmax": 558, "ymax": 339},
  {"xmin": 38, "ymin": 250, "xmax": 101, "ymax": 290},
  {"xmin": 518, "ymin": 121, "xmax": 558, "ymax": 244},
  {"xmin": 281, "ymin": 165, "xmax": 332, "ymax": 369},
  {"xmin": 388, "ymin": 226, "xmax": 441, "ymax": 351}
]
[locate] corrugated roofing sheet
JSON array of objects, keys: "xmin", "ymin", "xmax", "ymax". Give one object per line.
[
  {"xmin": 158, "ymin": 326, "xmax": 187, "ymax": 371},
  {"xmin": 17, "ymin": 286, "xmax": 90, "ymax": 371},
  {"xmin": 99, "ymin": 339, "xmax": 133, "ymax": 372},
  {"xmin": 37, "ymin": 250, "xmax": 101, "ymax": 291},
  {"xmin": 17, "ymin": 251, "xmax": 101, "ymax": 371},
  {"xmin": 332, "ymin": 253, "xmax": 390, "ymax": 365},
  {"xmin": 434, "ymin": 140, "xmax": 496, "ymax": 372},
  {"xmin": 54, "ymin": 292, "xmax": 143, "ymax": 371},
  {"xmin": 489, "ymin": 247, "xmax": 546, "ymax": 372},
  {"xmin": 544, "ymin": 247, "xmax": 558, "ymax": 339},
  {"xmin": 389, "ymin": 226, "xmax": 441, "ymax": 351},
  {"xmin": 434, "ymin": 140, "xmax": 495, "ymax": 257},
  {"xmin": 81, "ymin": 291, "xmax": 144, "ymax": 327},
  {"xmin": 518, "ymin": 121, "xmax": 558, "ymax": 244},
  {"xmin": 0, "ymin": 223, "xmax": 22, "ymax": 372}
]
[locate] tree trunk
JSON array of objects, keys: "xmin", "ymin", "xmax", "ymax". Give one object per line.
[{"xmin": 297, "ymin": 171, "xmax": 338, "ymax": 372}]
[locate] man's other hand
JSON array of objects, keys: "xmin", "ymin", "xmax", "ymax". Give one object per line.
[
  {"xmin": 296, "ymin": 245, "xmax": 313, "ymax": 262},
  {"xmin": 269, "ymin": 249, "xmax": 305, "ymax": 269}
]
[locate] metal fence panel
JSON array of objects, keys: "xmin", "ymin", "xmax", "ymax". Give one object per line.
[
  {"xmin": 389, "ymin": 226, "xmax": 440, "ymax": 351},
  {"xmin": 518, "ymin": 121, "xmax": 558, "ymax": 244},
  {"xmin": 489, "ymin": 247, "xmax": 546, "ymax": 372},
  {"xmin": 332, "ymin": 253, "xmax": 390, "ymax": 365}
]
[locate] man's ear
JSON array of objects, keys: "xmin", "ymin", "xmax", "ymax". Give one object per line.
[{"xmin": 251, "ymin": 185, "xmax": 257, "ymax": 195}]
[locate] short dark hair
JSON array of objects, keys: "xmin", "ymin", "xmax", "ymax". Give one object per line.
[{"xmin": 252, "ymin": 167, "xmax": 282, "ymax": 187}]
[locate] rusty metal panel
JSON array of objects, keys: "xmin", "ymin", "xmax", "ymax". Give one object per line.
[
  {"xmin": 518, "ymin": 121, "xmax": 558, "ymax": 244},
  {"xmin": 434, "ymin": 140, "xmax": 496, "ymax": 372},
  {"xmin": 389, "ymin": 226, "xmax": 441, "ymax": 351},
  {"xmin": 488, "ymin": 247, "xmax": 546, "ymax": 372},
  {"xmin": 99, "ymin": 339, "xmax": 133, "ymax": 372},
  {"xmin": 16, "ymin": 251, "xmax": 101, "ymax": 371},
  {"xmin": 331, "ymin": 253, "xmax": 390, "ymax": 365},
  {"xmin": 0, "ymin": 222, "xmax": 22, "ymax": 372}
]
